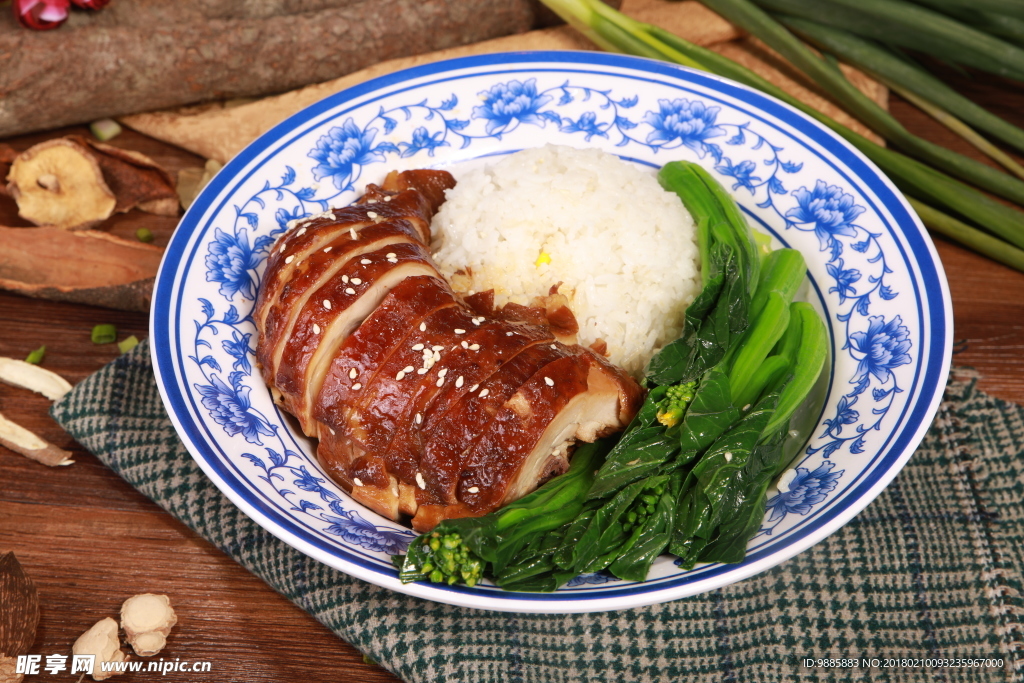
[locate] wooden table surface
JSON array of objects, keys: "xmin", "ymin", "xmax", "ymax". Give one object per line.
[{"xmin": 2, "ymin": 62, "xmax": 1024, "ymax": 683}]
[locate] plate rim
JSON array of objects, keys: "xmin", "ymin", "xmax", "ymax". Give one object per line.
[{"xmin": 150, "ymin": 49, "xmax": 953, "ymax": 613}]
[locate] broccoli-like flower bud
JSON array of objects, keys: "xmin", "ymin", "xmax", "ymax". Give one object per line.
[
  {"xmin": 397, "ymin": 531, "xmax": 486, "ymax": 587},
  {"xmin": 655, "ymin": 381, "xmax": 697, "ymax": 427}
]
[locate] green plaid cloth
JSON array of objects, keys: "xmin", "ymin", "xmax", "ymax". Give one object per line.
[{"xmin": 51, "ymin": 341, "xmax": 1024, "ymax": 682}]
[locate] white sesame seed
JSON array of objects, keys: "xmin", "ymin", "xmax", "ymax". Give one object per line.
[
  {"xmin": 388, "ymin": 258, "xmax": 398, "ymax": 263},
  {"xmin": 742, "ymin": 404, "xmax": 751, "ymax": 411},
  {"xmin": 367, "ymin": 211, "xmax": 378, "ymax": 219},
  {"xmin": 396, "ymin": 371, "xmax": 406, "ymax": 380},
  {"xmin": 461, "ymin": 341, "xmax": 469, "ymax": 349},
  {"xmin": 479, "ymin": 388, "xmax": 489, "ymax": 398},
  {"xmin": 469, "ymin": 384, "xmax": 479, "ymax": 392},
  {"xmin": 454, "ymin": 328, "xmax": 466, "ymax": 334},
  {"xmin": 350, "ymin": 228, "xmax": 357, "ymax": 240},
  {"xmin": 412, "ymin": 343, "xmax": 424, "ymax": 351},
  {"xmin": 471, "ymin": 318, "xmax": 481, "ymax": 326},
  {"xmin": 550, "ymin": 344, "xmax": 557, "ymax": 349},
  {"xmin": 724, "ymin": 452, "xmax": 733, "ymax": 462},
  {"xmin": 416, "ymin": 472, "xmax": 426, "ymax": 489},
  {"xmin": 342, "ymin": 274, "xmax": 349, "ymax": 283},
  {"xmin": 367, "ymin": 198, "xmax": 378, "ymax": 204},
  {"xmin": 386, "ymin": 252, "xmax": 397, "ymax": 258},
  {"xmin": 323, "ymin": 246, "xmax": 332, "ymax": 253},
  {"xmin": 432, "ymin": 350, "xmax": 441, "ymax": 361},
  {"xmin": 432, "ymin": 345, "xmax": 444, "ymax": 351},
  {"xmin": 345, "ymin": 287, "xmax": 356, "ymax": 295},
  {"xmin": 313, "ymin": 323, "xmax": 321, "ymax": 334},
  {"xmin": 436, "ymin": 377, "xmax": 444, "ymax": 387},
  {"xmin": 349, "ymin": 368, "xmax": 357, "ymax": 379},
  {"xmin": 544, "ymin": 377, "xmax": 554, "ymax": 386},
  {"xmin": 297, "ymin": 227, "xmax": 307, "ymax": 237},
  {"xmin": 279, "ymin": 243, "xmax": 287, "ymax": 254},
  {"xmin": 506, "ymin": 332, "xmax": 514, "ymax": 336},
  {"xmin": 552, "ymin": 448, "xmax": 560, "ymax": 456},
  {"xmin": 438, "ymin": 368, "xmax": 448, "ymax": 378},
  {"xmin": 420, "ymin": 322, "xmax": 426, "ymax": 332},
  {"xmin": 415, "ymin": 413, "xmax": 422, "ymax": 424},
  {"xmin": 329, "ymin": 427, "xmax": 336, "ymax": 435},
  {"xmin": 455, "ymin": 376, "xmax": 464, "ymax": 388},
  {"xmin": 352, "ymin": 383, "xmax": 362, "ymax": 390},
  {"xmin": 351, "ymin": 278, "xmax": 362, "ymax": 285},
  {"xmin": 284, "ymin": 255, "xmax": 294, "ymax": 264},
  {"xmin": 353, "ymin": 477, "xmax": 363, "ymax": 487},
  {"xmin": 360, "ymin": 258, "xmax": 372, "ymax": 265},
  {"xmin": 417, "ymin": 368, "xmax": 428, "ymax": 374},
  {"xmin": 403, "ymin": 366, "xmax": 414, "ymax": 374},
  {"xmin": 384, "ymin": 195, "xmax": 392, "ymax": 202},
  {"xmin": 467, "ymin": 486, "xmax": 479, "ymax": 493},
  {"xmin": 469, "ymin": 344, "xmax": 480, "ymax": 351},
  {"xmin": 323, "ymin": 299, "xmax": 332, "ymax": 310}
]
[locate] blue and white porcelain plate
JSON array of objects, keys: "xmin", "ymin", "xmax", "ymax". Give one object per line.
[{"xmin": 151, "ymin": 52, "xmax": 952, "ymax": 613}]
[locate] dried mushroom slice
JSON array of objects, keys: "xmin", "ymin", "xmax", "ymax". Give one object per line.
[{"xmin": 5, "ymin": 139, "xmax": 116, "ymax": 230}]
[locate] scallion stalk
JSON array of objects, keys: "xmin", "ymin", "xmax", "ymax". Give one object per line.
[
  {"xmin": 751, "ymin": 0, "xmax": 1024, "ymax": 81},
  {"xmin": 700, "ymin": 0, "xmax": 1024, "ymax": 211},
  {"xmin": 777, "ymin": 16, "xmax": 1024, "ymax": 158},
  {"xmin": 539, "ymin": 0, "xmax": 1024, "ymax": 269}
]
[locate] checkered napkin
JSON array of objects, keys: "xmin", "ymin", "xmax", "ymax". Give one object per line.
[{"xmin": 50, "ymin": 341, "xmax": 1024, "ymax": 682}]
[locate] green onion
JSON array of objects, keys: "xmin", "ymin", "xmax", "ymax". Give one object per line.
[
  {"xmin": 909, "ymin": 0, "xmax": 1024, "ymax": 22},
  {"xmin": 646, "ymin": 23, "xmax": 1024, "ymax": 253},
  {"xmin": 906, "ymin": 198, "xmax": 1024, "ymax": 272},
  {"xmin": 700, "ymin": 0, "xmax": 1024, "ymax": 210},
  {"xmin": 89, "ymin": 118, "xmax": 122, "ymax": 142},
  {"xmin": 91, "ymin": 324, "xmax": 117, "ymax": 344},
  {"xmin": 752, "ymin": 0, "xmax": 1024, "ymax": 81},
  {"xmin": 118, "ymin": 335, "xmax": 140, "ymax": 354},
  {"xmin": 136, "ymin": 228, "xmax": 154, "ymax": 243},
  {"xmin": 778, "ymin": 16, "xmax": 1024, "ymax": 158},
  {"xmin": 24, "ymin": 346, "xmax": 46, "ymax": 365},
  {"xmin": 538, "ymin": 0, "xmax": 1024, "ymax": 270}
]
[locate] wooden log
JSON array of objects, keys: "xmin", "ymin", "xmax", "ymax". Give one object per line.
[{"xmin": 0, "ymin": 0, "xmax": 537, "ymax": 137}]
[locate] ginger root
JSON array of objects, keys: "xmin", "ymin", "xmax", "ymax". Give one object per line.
[
  {"xmin": 0, "ymin": 357, "xmax": 72, "ymax": 401},
  {"xmin": 0, "ymin": 411, "xmax": 73, "ymax": 467},
  {"xmin": 120, "ymin": 594, "xmax": 176, "ymax": 657},
  {"xmin": 72, "ymin": 618, "xmax": 127, "ymax": 681}
]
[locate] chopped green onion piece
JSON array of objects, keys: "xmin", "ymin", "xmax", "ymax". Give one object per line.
[
  {"xmin": 90, "ymin": 118, "xmax": 122, "ymax": 141},
  {"xmin": 91, "ymin": 324, "xmax": 117, "ymax": 344},
  {"xmin": 118, "ymin": 335, "xmax": 140, "ymax": 354},
  {"xmin": 24, "ymin": 345, "xmax": 46, "ymax": 365},
  {"xmin": 136, "ymin": 228, "xmax": 154, "ymax": 243}
]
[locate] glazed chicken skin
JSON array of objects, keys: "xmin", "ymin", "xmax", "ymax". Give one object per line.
[{"xmin": 255, "ymin": 169, "xmax": 643, "ymax": 532}]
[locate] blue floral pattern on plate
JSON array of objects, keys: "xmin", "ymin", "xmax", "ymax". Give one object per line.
[{"xmin": 152, "ymin": 53, "xmax": 950, "ymax": 613}]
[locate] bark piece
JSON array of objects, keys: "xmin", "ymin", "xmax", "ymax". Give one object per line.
[
  {"xmin": 0, "ymin": 226, "xmax": 163, "ymax": 311},
  {"xmin": 0, "ymin": 0, "xmax": 538, "ymax": 137},
  {"xmin": 0, "ymin": 553, "xmax": 40, "ymax": 658},
  {"xmin": 5, "ymin": 140, "xmax": 116, "ymax": 230},
  {"xmin": 69, "ymin": 137, "xmax": 179, "ymax": 216}
]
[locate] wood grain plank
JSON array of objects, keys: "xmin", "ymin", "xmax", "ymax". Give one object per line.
[{"xmin": 1, "ymin": 54, "xmax": 1024, "ymax": 683}]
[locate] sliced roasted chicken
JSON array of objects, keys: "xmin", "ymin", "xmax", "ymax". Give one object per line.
[{"xmin": 255, "ymin": 168, "xmax": 645, "ymax": 532}]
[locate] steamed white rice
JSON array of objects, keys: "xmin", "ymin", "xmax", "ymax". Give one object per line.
[{"xmin": 429, "ymin": 145, "xmax": 701, "ymax": 377}]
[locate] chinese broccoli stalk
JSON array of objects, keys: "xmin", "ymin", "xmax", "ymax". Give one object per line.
[{"xmin": 539, "ymin": 0, "xmax": 1024, "ymax": 273}]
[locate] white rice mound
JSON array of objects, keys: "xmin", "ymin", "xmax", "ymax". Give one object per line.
[{"xmin": 430, "ymin": 145, "xmax": 702, "ymax": 377}]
